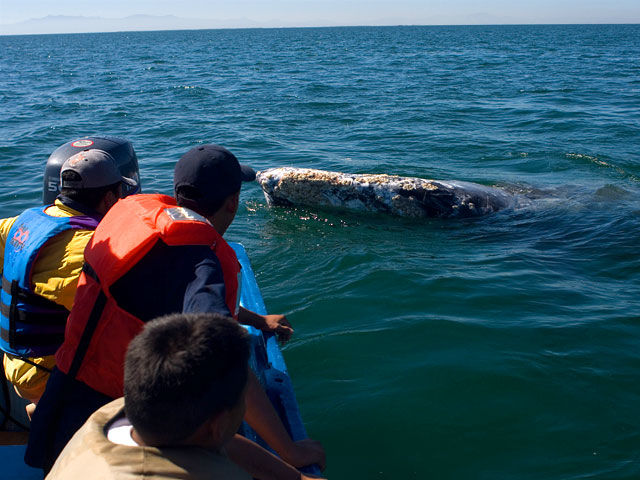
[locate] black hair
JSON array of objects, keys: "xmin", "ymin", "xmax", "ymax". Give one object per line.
[
  {"xmin": 59, "ymin": 171, "xmax": 121, "ymax": 209},
  {"xmin": 175, "ymin": 185, "xmax": 238, "ymax": 218},
  {"xmin": 123, "ymin": 312, "xmax": 250, "ymax": 445}
]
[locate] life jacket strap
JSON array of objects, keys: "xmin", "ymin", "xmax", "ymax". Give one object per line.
[
  {"xmin": 81, "ymin": 262, "xmax": 99, "ymax": 283},
  {"xmin": 66, "ymin": 276, "xmax": 107, "ymax": 380},
  {"xmin": 0, "ymin": 327, "xmax": 65, "ymax": 350},
  {"xmin": 2, "ymin": 276, "xmax": 71, "ymax": 312},
  {"xmin": 0, "ymin": 302, "xmax": 68, "ymax": 327}
]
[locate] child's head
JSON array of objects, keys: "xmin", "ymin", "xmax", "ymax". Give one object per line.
[{"xmin": 124, "ymin": 312, "xmax": 250, "ymax": 446}]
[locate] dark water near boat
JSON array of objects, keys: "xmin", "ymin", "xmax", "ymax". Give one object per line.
[{"xmin": 1, "ymin": 24, "xmax": 640, "ymax": 478}]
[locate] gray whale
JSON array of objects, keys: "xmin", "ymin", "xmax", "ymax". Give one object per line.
[{"xmin": 256, "ymin": 167, "xmax": 515, "ymax": 218}]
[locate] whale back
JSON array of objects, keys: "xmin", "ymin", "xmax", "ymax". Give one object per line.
[{"xmin": 256, "ymin": 167, "xmax": 513, "ymax": 218}]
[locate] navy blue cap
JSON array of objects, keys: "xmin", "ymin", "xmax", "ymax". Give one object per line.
[{"xmin": 174, "ymin": 144, "xmax": 255, "ymax": 214}]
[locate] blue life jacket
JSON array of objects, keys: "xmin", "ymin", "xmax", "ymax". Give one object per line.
[{"xmin": 0, "ymin": 206, "xmax": 99, "ymax": 358}]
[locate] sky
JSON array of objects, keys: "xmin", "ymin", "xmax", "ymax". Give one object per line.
[{"xmin": 1, "ymin": 0, "xmax": 639, "ymax": 33}]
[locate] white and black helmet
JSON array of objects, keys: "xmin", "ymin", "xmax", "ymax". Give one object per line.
[{"xmin": 43, "ymin": 136, "xmax": 141, "ymax": 204}]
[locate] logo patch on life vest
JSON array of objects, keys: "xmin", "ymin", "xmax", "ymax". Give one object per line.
[
  {"xmin": 10, "ymin": 224, "xmax": 30, "ymax": 251},
  {"xmin": 164, "ymin": 207, "xmax": 209, "ymax": 224}
]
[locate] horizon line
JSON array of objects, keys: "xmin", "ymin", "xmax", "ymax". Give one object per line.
[{"xmin": 2, "ymin": 22, "xmax": 639, "ymax": 37}]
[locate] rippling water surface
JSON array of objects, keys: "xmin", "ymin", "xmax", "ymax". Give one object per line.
[{"xmin": 1, "ymin": 24, "xmax": 639, "ymax": 479}]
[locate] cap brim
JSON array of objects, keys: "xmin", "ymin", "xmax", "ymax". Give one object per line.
[
  {"xmin": 240, "ymin": 165, "xmax": 256, "ymax": 182},
  {"xmin": 121, "ymin": 176, "xmax": 138, "ymax": 187}
]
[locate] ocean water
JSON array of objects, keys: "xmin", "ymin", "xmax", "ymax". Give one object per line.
[{"xmin": 1, "ymin": 24, "xmax": 640, "ymax": 479}]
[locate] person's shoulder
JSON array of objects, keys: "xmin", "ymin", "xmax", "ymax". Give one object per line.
[
  {"xmin": 167, "ymin": 447, "xmax": 251, "ymax": 480},
  {"xmin": 46, "ymin": 201, "xmax": 77, "ymax": 218},
  {"xmin": 0, "ymin": 215, "xmax": 18, "ymax": 240},
  {"xmin": 94, "ymin": 397, "xmax": 126, "ymax": 421},
  {"xmin": 46, "ymin": 398, "xmax": 133, "ymax": 480}
]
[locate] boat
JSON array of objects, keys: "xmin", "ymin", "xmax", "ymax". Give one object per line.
[{"xmin": 0, "ymin": 242, "xmax": 319, "ymax": 477}]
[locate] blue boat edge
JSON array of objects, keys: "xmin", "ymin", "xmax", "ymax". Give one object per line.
[{"xmin": 231, "ymin": 242, "xmax": 321, "ymax": 475}]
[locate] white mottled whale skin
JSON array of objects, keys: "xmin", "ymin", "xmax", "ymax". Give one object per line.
[{"xmin": 256, "ymin": 167, "xmax": 514, "ymax": 218}]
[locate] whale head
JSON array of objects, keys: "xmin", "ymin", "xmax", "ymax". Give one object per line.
[{"xmin": 256, "ymin": 167, "xmax": 291, "ymax": 206}]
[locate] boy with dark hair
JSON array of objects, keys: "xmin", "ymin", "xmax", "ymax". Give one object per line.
[
  {"xmin": 124, "ymin": 312, "xmax": 250, "ymax": 447},
  {"xmin": 47, "ymin": 313, "xmax": 322, "ymax": 480},
  {"xmin": 47, "ymin": 313, "xmax": 251, "ymax": 479}
]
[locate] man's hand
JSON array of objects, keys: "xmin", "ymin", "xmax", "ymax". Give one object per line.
[
  {"xmin": 263, "ymin": 314, "xmax": 294, "ymax": 343},
  {"xmin": 238, "ymin": 308, "xmax": 294, "ymax": 343},
  {"xmin": 282, "ymin": 438, "xmax": 326, "ymax": 471}
]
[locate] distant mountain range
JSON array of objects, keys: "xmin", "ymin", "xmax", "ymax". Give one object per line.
[
  {"xmin": 0, "ymin": 14, "xmax": 310, "ymax": 35},
  {"xmin": 2, "ymin": 13, "xmax": 637, "ymax": 36}
]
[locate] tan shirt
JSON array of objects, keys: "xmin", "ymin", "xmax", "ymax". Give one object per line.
[{"xmin": 46, "ymin": 398, "xmax": 251, "ymax": 480}]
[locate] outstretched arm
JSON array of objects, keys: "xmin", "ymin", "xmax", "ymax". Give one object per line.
[
  {"xmin": 245, "ymin": 371, "xmax": 326, "ymax": 471},
  {"xmin": 239, "ymin": 307, "xmax": 294, "ymax": 343}
]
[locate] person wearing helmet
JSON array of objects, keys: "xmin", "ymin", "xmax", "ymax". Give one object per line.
[
  {"xmin": 42, "ymin": 136, "xmax": 140, "ymax": 205},
  {"xmin": 0, "ymin": 142, "xmax": 139, "ymax": 415}
]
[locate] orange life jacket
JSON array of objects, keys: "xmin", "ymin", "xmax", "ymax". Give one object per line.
[{"xmin": 55, "ymin": 194, "xmax": 240, "ymax": 399}]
